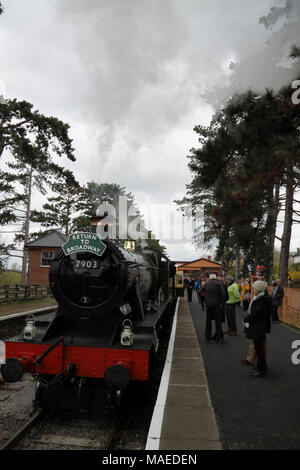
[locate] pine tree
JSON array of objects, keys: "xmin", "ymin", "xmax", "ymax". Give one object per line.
[
  {"xmin": 30, "ymin": 170, "xmax": 84, "ymax": 237},
  {"xmin": 0, "ymin": 98, "xmax": 75, "ymax": 282},
  {"xmin": 176, "ymin": 89, "xmax": 289, "ymax": 279}
]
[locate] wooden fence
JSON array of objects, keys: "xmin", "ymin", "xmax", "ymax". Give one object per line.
[
  {"xmin": 278, "ymin": 288, "xmax": 300, "ymax": 329},
  {"xmin": 0, "ymin": 284, "xmax": 52, "ymax": 304}
]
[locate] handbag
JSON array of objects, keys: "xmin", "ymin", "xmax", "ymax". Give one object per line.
[{"xmin": 243, "ymin": 293, "xmax": 251, "ymax": 301}]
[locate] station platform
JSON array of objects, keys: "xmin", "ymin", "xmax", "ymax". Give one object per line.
[
  {"xmin": 146, "ymin": 294, "xmax": 300, "ymax": 450},
  {"xmin": 146, "ymin": 296, "xmax": 222, "ymax": 450}
]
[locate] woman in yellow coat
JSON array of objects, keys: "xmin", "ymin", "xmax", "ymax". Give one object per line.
[{"xmin": 240, "ymin": 280, "xmax": 251, "ymax": 311}]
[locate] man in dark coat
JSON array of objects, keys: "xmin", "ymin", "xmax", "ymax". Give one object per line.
[
  {"xmin": 186, "ymin": 277, "xmax": 195, "ymax": 302},
  {"xmin": 205, "ymin": 274, "xmax": 224, "ymax": 343},
  {"xmin": 244, "ymin": 280, "xmax": 272, "ymax": 377},
  {"xmin": 271, "ymin": 279, "xmax": 284, "ymax": 323}
]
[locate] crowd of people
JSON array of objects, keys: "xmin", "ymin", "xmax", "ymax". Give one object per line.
[{"xmin": 184, "ymin": 274, "xmax": 285, "ymax": 378}]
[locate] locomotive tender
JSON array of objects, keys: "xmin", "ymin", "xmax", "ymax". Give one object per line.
[{"xmin": 1, "ymin": 231, "xmax": 178, "ymax": 410}]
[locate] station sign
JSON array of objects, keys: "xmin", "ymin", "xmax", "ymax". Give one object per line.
[{"xmin": 62, "ymin": 232, "xmax": 106, "ymax": 257}]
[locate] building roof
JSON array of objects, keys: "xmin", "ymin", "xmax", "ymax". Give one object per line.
[
  {"xmin": 177, "ymin": 258, "xmax": 222, "ymax": 271},
  {"xmin": 25, "ymin": 230, "xmax": 67, "ymax": 248}
]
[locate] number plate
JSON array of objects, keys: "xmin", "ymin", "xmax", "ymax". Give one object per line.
[{"xmin": 74, "ymin": 259, "xmax": 100, "ymax": 269}]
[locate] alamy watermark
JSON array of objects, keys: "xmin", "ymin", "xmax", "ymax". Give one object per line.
[
  {"xmin": 291, "ymin": 339, "xmax": 300, "ymax": 365},
  {"xmin": 291, "ymin": 80, "xmax": 300, "ymax": 105},
  {"xmin": 94, "ymin": 196, "xmax": 205, "ymax": 244}
]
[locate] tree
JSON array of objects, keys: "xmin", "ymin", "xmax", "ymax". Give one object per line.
[
  {"xmin": 193, "ymin": 1, "xmax": 300, "ymax": 283},
  {"xmin": 75, "ymin": 182, "xmax": 166, "ymax": 252},
  {"xmin": 0, "ymin": 2, "xmax": 3, "ymax": 15},
  {"xmin": 0, "ymin": 98, "xmax": 74, "ymax": 162},
  {"xmin": 176, "ymin": 89, "xmax": 295, "ymax": 281},
  {"xmin": 0, "ymin": 98, "xmax": 75, "ymax": 283},
  {"xmin": 31, "ymin": 170, "xmax": 84, "ymax": 237}
]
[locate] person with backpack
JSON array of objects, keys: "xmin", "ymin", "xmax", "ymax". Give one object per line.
[{"xmin": 224, "ymin": 275, "xmax": 240, "ymax": 336}]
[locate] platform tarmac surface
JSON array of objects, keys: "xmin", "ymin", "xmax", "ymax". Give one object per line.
[
  {"xmin": 188, "ymin": 295, "xmax": 300, "ymax": 450},
  {"xmin": 148, "ymin": 297, "xmax": 222, "ymax": 450}
]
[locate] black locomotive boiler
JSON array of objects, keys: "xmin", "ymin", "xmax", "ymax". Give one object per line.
[{"xmin": 2, "ymin": 232, "xmax": 178, "ymax": 410}]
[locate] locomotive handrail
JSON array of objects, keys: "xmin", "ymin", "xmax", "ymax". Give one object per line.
[{"xmin": 34, "ymin": 336, "xmax": 64, "ymax": 365}]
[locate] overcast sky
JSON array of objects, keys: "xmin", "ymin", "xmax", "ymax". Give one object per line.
[{"xmin": 1, "ymin": 0, "xmax": 299, "ymax": 263}]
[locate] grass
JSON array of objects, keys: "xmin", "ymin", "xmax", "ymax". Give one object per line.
[
  {"xmin": 0, "ymin": 270, "xmax": 22, "ymax": 286},
  {"xmin": 0, "ymin": 296, "xmax": 57, "ymax": 317},
  {"xmin": 280, "ymin": 320, "xmax": 300, "ymax": 334}
]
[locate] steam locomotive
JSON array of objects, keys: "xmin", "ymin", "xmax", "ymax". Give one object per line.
[{"xmin": 1, "ymin": 230, "xmax": 180, "ymax": 410}]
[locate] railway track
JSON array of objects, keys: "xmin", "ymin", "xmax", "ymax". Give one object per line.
[
  {"xmin": 1, "ymin": 406, "xmax": 123, "ymax": 451},
  {"xmin": 0, "ymin": 300, "xmax": 175, "ymax": 451}
]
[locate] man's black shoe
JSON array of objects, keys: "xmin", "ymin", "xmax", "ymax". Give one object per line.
[
  {"xmin": 252, "ymin": 371, "xmax": 267, "ymax": 377},
  {"xmin": 241, "ymin": 359, "xmax": 254, "ymax": 365}
]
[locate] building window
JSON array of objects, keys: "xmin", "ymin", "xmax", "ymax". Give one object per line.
[{"xmin": 41, "ymin": 251, "xmax": 55, "ymax": 267}]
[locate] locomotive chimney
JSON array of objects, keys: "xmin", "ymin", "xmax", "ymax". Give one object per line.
[{"xmin": 90, "ymin": 212, "xmax": 110, "ymax": 235}]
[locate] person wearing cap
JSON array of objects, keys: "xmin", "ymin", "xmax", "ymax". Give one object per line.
[
  {"xmin": 243, "ymin": 280, "xmax": 272, "ymax": 377},
  {"xmin": 205, "ymin": 274, "xmax": 224, "ymax": 343},
  {"xmin": 225, "ymin": 275, "xmax": 240, "ymax": 335}
]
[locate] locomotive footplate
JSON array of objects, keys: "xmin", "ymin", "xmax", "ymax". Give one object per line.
[{"xmin": 2, "ymin": 299, "xmax": 172, "ymax": 387}]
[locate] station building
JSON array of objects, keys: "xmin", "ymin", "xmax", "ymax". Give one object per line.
[
  {"xmin": 175, "ymin": 257, "xmax": 223, "ymax": 280},
  {"xmin": 25, "ymin": 231, "xmax": 67, "ymax": 285}
]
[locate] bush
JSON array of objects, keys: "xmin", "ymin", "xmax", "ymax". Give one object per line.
[{"xmin": 288, "ymin": 270, "xmax": 300, "ymax": 287}]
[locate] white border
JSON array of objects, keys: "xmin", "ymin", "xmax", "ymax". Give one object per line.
[{"xmin": 145, "ymin": 297, "xmax": 179, "ymax": 450}]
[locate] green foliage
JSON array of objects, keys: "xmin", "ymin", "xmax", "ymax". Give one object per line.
[
  {"xmin": 0, "ymin": 98, "xmax": 75, "ymax": 163},
  {"xmin": 30, "ymin": 170, "xmax": 83, "ymax": 236},
  {"xmin": 146, "ymin": 231, "xmax": 167, "ymax": 254},
  {"xmin": 288, "ymin": 270, "xmax": 300, "ymax": 286},
  {"xmin": 0, "ymin": 98, "xmax": 75, "ymax": 226},
  {"xmin": 0, "ymin": 98, "xmax": 76, "ymax": 282},
  {"xmin": 176, "ymin": 84, "xmax": 300, "ymax": 278}
]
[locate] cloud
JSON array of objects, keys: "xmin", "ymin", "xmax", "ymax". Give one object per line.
[{"xmin": 1, "ymin": 0, "xmax": 296, "ymax": 261}]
